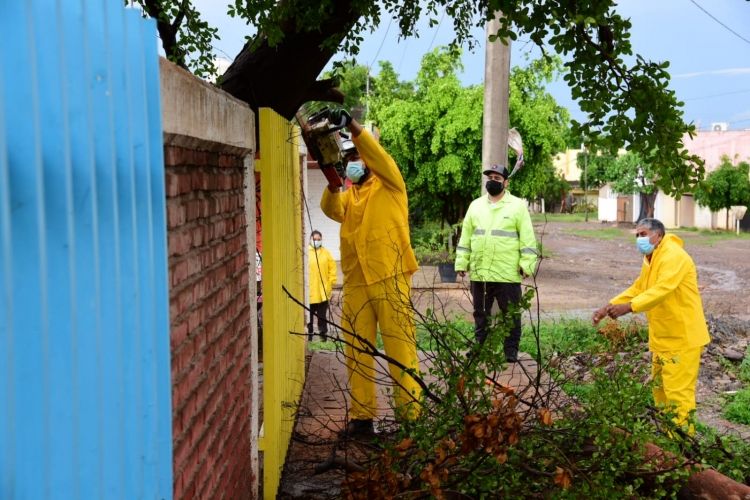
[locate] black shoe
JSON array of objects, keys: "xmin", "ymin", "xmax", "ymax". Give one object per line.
[
  {"xmin": 505, "ymin": 351, "xmax": 518, "ymax": 363},
  {"xmin": 339, "ymin": 419, "xmax": 375, "ymax": 439}
]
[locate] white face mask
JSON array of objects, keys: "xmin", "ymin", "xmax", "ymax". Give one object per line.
[
  {"xmin": 312, "ymin": 240, "xmax": 322, "ymax": 248},
  {"xmin": 346, "ymin": 161, "xmax": 366, "ymax": 183}
]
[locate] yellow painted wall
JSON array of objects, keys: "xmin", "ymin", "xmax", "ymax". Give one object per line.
[
  {"xmin": 553, "ymin": 149, "xmax": 583, "ymax": 182},
  {"xmin": 255, "ymin": 108, "xmax": 306, "ymax": 499}
]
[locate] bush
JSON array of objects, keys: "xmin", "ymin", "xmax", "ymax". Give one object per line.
[{"xmin": 338, "ymin": 296, "xmax": 741, "ymax": 499}]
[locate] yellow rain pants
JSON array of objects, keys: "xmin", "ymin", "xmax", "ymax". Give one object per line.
[
  {"xmin": 342, "ymin": 273, "xmax": 422, "ymax": 420},
  {"xmin": 651, "ymin": 346, "xmax": 703, "ymax": 435}
]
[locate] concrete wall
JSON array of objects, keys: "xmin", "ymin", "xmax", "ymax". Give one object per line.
[
  {"xmin": 680, "ymin": 195, "xmax": 695, "ymax": 228},
  {"xmin": 553, "ymin": 149, "xmax": 583, "ymax": 184},
  {"xmin": 160, "ymin": 59, "xmax": 258, "ymax": 500},
  {"xmin": 598, "ymin": 198, "xmax": 618, "ymax": 221},
  {"xmin": 654, "ymin": 191, "xmax": 679, "ymax": 229},
  {"xmin": 694, "ymin": 205, "xmax": 714, "ymax": 229}
]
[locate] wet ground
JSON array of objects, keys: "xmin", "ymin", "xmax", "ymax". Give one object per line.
[{"xmin": 323, "ymin": 220, "xmax": 750, "ymax": 324}]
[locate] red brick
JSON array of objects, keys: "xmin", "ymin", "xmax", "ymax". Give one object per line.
[{"xmin": 167, "ymin": 146, "xmax": 254, "ymax": 500}]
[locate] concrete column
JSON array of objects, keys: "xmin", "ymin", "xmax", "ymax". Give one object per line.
[{"xmin": 481, "ymin": 15, "xmax": 511, "ymax": 194}]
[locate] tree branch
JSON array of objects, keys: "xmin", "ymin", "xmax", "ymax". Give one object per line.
[{"xmin": 143, "ymin": 0, "xmax": 188, "ymax": 70}]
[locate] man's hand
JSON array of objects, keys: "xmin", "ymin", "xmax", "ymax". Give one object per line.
[
  {"xmin": 592, "ymin": 305, "xmax": 611, "ymax": 326},
  {"xmin": 519, "ymin": 267, "xmax": 529, "ymax": 279},
  {"xmin": 329, "ymin": 108, "xmax": 352, "ymax": 127},
  {"xmin": 607, "ymin": 302, "xmax": 632, "ymax": 320},
  {"xmin": 458, "ymin": 271, "xmax": 466, "ymax": 277}
]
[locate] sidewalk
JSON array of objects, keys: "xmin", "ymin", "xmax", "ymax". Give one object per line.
[{"xmin": 278, "ymin": 350, "xmax": 543, "ymax": 498}]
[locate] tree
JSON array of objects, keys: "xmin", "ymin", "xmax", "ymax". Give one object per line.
[
  {"xmin": 131, "ymin": 0, "xmax": 704, "ymax": 195},
  {"xmin": 577, "ymin": 151, "xmax": 617, "ymax": 190},
  {"xmin": 506, "ymin": 57, "xmax": 570, "ymax": 201},
  {"xmin": 694, "ymin": 158, "xmax": 750, "ymax": 230},
  {"xmin": 374, "ymin": 50, "xmax": 568, "ymax": 229},
  {"xmin": 375, "ymin": 49, "xmax": 482, "ymax": 230},
  {"xmin": 607, "ymin": 152, "xmax": 659, "ymax": 220},
  {"xmin": 540, "ymin": 172, "xmax": 571, "ymax": 210}
]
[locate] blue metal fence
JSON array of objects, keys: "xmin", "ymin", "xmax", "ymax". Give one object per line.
[{"xmin": 0, "ymin": 1, "xmax": 173, "ymax": 498}]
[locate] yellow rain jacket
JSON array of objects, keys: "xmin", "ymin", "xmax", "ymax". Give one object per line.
[
  {"xmin": 454, "ymin": 192, "xmax": 538, "ymax": 282},
  {"xmin": 611, "ymin": 234, "xmax": 710, "ymax": 352},
  {"xmin": 308, "ymin": 245, "xmax": 337, "ymax": 304},
  {"xmin": 320, "ymin": 129, "xmax": 418, "ymax": 285}
]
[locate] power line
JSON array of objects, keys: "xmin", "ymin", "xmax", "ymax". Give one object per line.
[
  {"xmin": 370, "ymin": 17, "xmax": 393, "ymax": 67},
  {"xmin": 427, "ymin": 10, "xmax": 446, "ymax": 53},
  {"xmin": 684, "ymin": 88, "xmax": 750, "ymax": 101},
  {"xmin": 687, "ymin": 0, "xmax": 750, "ymax": 46},
  {"xmin": 397, "ymin": 38, "xmax": 409, "ymax": 74},
  {"xmin": 698, "ymin": 118, "xmax": 750, "ymax": 130}
]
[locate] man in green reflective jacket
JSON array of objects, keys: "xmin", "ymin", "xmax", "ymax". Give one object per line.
[{"xmin": 455, "ymin": 164, "xmax": 538, "ymax": 362}]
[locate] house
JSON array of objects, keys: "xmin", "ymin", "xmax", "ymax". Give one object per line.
[{"xmin": 675, "ymin": 129, "xmax": 750, "ymax": 230}]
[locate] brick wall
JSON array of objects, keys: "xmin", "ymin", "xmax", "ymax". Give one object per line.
[{"xmin": 166, "ymin": 145, "xmax": 253, "ymax": 500}]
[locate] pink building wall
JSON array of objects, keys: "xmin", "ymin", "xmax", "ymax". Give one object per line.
[{"xmin": 683, "ymin": 130, "xmax": 750, "ymax": 172}]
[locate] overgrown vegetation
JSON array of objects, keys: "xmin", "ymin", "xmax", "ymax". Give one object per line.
[{"xmin": 306, "ymin": 306, "xmax": 750, "ymax": 497}]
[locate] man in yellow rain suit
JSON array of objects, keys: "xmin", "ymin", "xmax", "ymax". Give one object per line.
[
  {"xmin": 593, "ymin": 218, "xmax": 710, "ymax": 434},
  {"xmin": 321, "ymin": 107, "xmax": 421, "ymax": 438},
  {"xmin": 308, "ymin": 230, "xmax": 337, "ymax": 341}
]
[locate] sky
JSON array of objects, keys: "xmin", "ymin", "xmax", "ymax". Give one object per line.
[{"xmin": 193, "ymin": 0, "xmax": 750, "ymax": 131}]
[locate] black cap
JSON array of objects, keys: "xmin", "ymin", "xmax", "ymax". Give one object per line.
[{"xmin": 483, "ymin": 164, "xmax": 509, "ymax": 178}]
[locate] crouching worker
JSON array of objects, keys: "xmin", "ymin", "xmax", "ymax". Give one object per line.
[
  {"xmin": 321, "ymin": 107, "xmax": 422, "ymax": 438},
  {"xmin": 592, "ymin": 218, "xmax": 710, "ymax": 434}
]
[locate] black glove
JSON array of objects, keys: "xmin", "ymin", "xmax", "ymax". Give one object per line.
[{"xmin": 329, "ymin": 107, "xmax": 352, "ymax": 127}]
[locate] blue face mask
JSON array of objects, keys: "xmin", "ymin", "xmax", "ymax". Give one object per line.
[
  {"xmin": 313, "ymin": 240, "xmax": 322, "ymax": 248},
  {"xmin": 637, "ymin": 236, "xmax": 655, "ymax": 255},
  {"xmin": 346, "ymin": 161, "xmax": 365, "ymax": 183}
]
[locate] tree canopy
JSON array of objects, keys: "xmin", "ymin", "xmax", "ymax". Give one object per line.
[
  {"xmin": 695, "ymin": 158, "xmax": 750, "ymax": 229},
  {"xmin": 132, "ymin": 0, "xmax": 706, "ymax": 195},
  {"xmin": 372, "ymin": 50, "xmax": 568, "ymax": 227}
]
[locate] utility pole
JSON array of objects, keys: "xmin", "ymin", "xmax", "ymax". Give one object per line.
[
  {"xmin": 365, "ymin": 66, "xmax": 370, "ymax": 120},
  {"xmin": 481, "ymin": 15, "xmax": 511, "ymax": 194},
  {"xmin": 583, "ymin": 143, "xmax": 589, "ymax": 222}
]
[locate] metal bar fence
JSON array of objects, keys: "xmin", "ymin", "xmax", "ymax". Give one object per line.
[{"xmin": 256, "ymin": 108, "xmax": 306, "ymax": 499}]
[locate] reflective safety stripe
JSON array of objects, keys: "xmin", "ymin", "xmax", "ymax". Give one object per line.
[
  {"xmin": 521, "ymin": 247, "xmax": 538, "ymax": 255},
  {"xmin": 456, "ymin": 246, "xmax": 471, "ymax": 253},
  {"xmin": 473, "ymin": 229, "xmax": 486, "ymax": 235},
  {"xmin": 491, "ymin": 229, "xmax": 519, "ymax": 238}
]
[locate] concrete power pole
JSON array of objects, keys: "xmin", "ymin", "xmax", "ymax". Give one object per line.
[{"xmin": 481, "ymin": 15, "xmax": 512, "ymax": 194}]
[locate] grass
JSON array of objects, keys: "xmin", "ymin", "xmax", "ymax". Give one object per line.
[
  {"xmin": 519, "ymin": 317, "xmax": 602, "ymax": 359},
  {"xmin": 674, "ymin": 229, "xmax": 750, "ymax": 246},
  {"xmin": 562, "ymin": 228, "xmax": 627, "ymax": 241},
  {"xmin": 723, "ymin": 388, "xmax": 750, "ymax": 425},
  {"xmin": 530, "ymin": 212, "xmax": 598, "ymax": 223}
]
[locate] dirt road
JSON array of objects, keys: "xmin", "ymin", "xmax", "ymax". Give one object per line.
[
  {"xmin": 321, "ymin": 220, "xmax": 749, "ymax": 325},
  {"xmin": 532, "ymin": 221, "xmax": 750, "ymax": 319}
]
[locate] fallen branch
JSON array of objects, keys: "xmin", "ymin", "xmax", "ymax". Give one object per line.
[{"xmin": 314, "ymin": 455, "xmax": 367, "ymax": 475}]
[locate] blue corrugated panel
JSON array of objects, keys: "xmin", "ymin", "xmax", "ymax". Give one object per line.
[{"xmin": 0, "ymin": 0, "xmax": 173, "ymax": 498}]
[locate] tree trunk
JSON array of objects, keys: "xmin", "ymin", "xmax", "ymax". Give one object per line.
[{"xmin": 218, "ymin": 0, "xmax": 361, "ymax": 121}]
